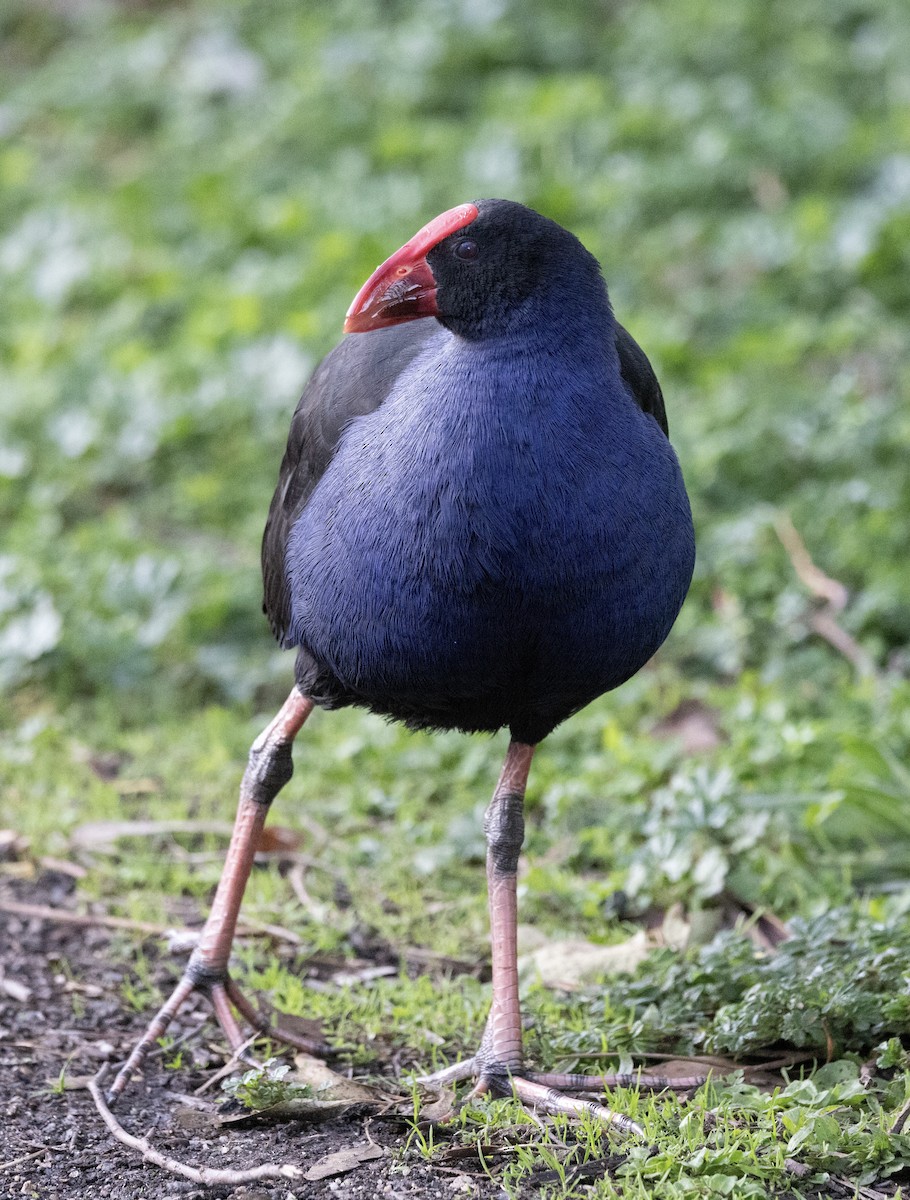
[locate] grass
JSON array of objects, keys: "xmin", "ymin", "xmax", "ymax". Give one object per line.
[{"xmin": 3, "ymin": 0, "xmax": 910, "ymax": 1194}]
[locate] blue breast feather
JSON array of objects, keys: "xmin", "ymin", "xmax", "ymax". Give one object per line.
[{"xmin": 284, "ymin": 328, "xmax": 694, "ymax": 742}]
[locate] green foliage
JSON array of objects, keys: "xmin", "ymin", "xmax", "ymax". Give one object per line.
[
  {"xmin": 426, "ymin": 1065, "xmax": 910, "ymax": 1197},
  {"xmin": 560, "ymin": 904, "xmax": 910, "ymax": 1059},
  {"xmin": 222, "ymin": 1059, "xmax": 309, "ymax": 1110},
  {"xmin": 3, "ymin": 1, "xmax": 910, "ymax": 1195}
]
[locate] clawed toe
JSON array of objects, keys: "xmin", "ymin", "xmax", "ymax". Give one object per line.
[
  {"xmin": 108, "ymin": 967, "xmax": 330, "ymax": 1103},
  {"xmin": 417, "ymin": 1057, "xmax": 479, "ymax": 1086},
  {"xmin": 417, "ymin": 1058, "xmax": 648, "ymax": 1136},
  {"xmin": 509, "ymin": 1075, "xmax": 645, "ymax": 1135},
  {"xmin": 221, "ymin": 976, "xmax": 331, "ymax": 1056}
]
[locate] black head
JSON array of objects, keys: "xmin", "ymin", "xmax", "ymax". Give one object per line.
[
  {"xmin": 428, "ymin": 199, "xmax": 607, "ymax": 340},
  {"xmin": 344, "ymin": 199, "xmax": 609, "ymax": 342}
]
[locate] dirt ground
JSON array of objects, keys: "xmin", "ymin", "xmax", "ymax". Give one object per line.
[{"xmin": 0, "ymin": 872, "xmax": 507, "ymax": 1200}]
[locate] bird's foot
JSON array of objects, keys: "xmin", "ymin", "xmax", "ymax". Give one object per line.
[
  {"xmin": 108, "ymin": 961, "xmax": 330, "ymax": 1103},
  {"xmin": 417, "ymin": 1057, "xmax": 673, "ymax": 1136}
]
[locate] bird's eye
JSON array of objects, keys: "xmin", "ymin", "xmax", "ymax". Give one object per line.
[{"xmin": 453, "ymin": 238, "xmax": 479, "ymax": 262}]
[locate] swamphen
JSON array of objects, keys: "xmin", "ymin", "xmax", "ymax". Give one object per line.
[{"xmin": 111, "ymin": 200, "xmax": 695, "ymax": 1123}]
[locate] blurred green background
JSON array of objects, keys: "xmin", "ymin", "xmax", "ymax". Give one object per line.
[
  {"xmin": 2, "ymin": 0, "xmax": 910, "ymax": 933},
  {"xmin": 6, "ymin": 10, "xmax": 910, "ymax": 1190}
]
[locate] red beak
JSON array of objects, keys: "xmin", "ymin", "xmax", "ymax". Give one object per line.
[{"xmin": 344, "ymin": 203, "xmax": 478, "ymax": 334}]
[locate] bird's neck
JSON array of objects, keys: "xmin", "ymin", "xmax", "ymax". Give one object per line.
[
  {"xmin": 443, "ymin": 268, "xmax": 616, "ymax": 358},
  {"xmin": 440, "ymin": 303, "xmax": 624, "ymax": 423}
]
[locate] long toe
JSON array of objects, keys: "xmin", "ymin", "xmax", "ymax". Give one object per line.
[
  {"xmin": 223, "ymin": 978, "xmax": 332, "ymax": 1056},
  {"xmin": 416, "ymin": 1058, "xmax": 479, "ymax": 1086},
  {"xmin": 417, "ymin": 1059, "xmax": 647, "ymax": 1136},
  {"xmin": 510, "ymin": 1076, "xmax": 646, "ymax": 1136},
  {"xmin": 107, "ymin": 966, "xmax": 329, "ymax": 1103},
  {"xmin": 527, "ymin": 1069, "xmax": 712, "ymax": 1092}
]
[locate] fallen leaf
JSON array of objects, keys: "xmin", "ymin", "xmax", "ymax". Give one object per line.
[
  {"xmin": 687, "ymin": 907, "xmax": 725, "ymax": 947},
  {"xmin": 518, "ymin": 930, "xmax": 650, "ymax": 988},
  {"xmin": 0, "ymin": 861, "xmax": 35, "ymax": 879},
  {"xmin": 448, "ymin": 1175, "xmax": 476, "ymax": 1193},
  {"xmin": 112, "ymin": 778, "xmax": 161, "ymax": 796},
  {"xmin": 165, "ymin": 928, "xmax": 202, "ymax": 953},
  {"xmin": 652, "ymin": 1058, "xmax": 723, "ymax": 1080},
  {"xmin": 439, "ymin": 1144, "xmax": 499, "ymax": 1164},
  {"xmin": 516, "ymin": 923, "xmax": 551, "ymax": 953},
  {"xmin": 418, "ymin": 1085, "xmax": 457, "ymax": 1123},
  {"xmin": 656, "ymin": 902, "xmax": 691, "ymax": 951},
  {"xmin": 304, "ymin": 1143, "xmax": 384, "ymax": 1181},
  {"xmin": 56, "ymin": 1074, "xmax": 96, "ymax": 1091},
  {"xmin": 653, "ymin": 699, "xmax": 723, "ymax": 754},
  {"xmin": 291, "ymin": 1054, "xmax": 382, "ymax": 1102},
  {"xmin": 256, "ymin": 825, "xmax": 302, "ymax": 853},
  {"xmin": 216, "ymin": 1098, "xmax": 355, "ymax": 1125},
  {"xmin": 722, "ymin": 891, "xmax": 792, "ymax": 949},
  {"xmin": 263, "ymin": 1011, "xmax": 324, "ymax": 1043},
  {"xmin": 404, "ymin": 948, "xmax": 481, "ymax": 975},
  {"xmin": 87, "ymin": 751, "xmax": 126, "ymax": 781},
  {"xmin": 60, "ymin": 979, "xmax": 104, "ymax": 997},
  {"xmin": 753, "ymin": 909, "xmax": 791, "ymax": 949},
  {"xmin": 215, "ymin": 1055, "xmax": 400, "ymax": 1123},
  {"xmin": 172, "ymin": 1106, "xmax": 221, "ymax": 1133}
]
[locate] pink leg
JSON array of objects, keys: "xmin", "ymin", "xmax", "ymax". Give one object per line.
[
  {"xmin": 477, "ymin": 742, "xmax": 534, "ymax": 1084},
  {"xmin": 419, "ymin": 742, "xmax": 533, "ymax": 1096},
  {"xmin": 108, "ymin": 688, "xmax": 321, "ymax": 1101},
  {"xmin": 418, "ymin": 742, "xmax": 696, "ymax": 1134}
]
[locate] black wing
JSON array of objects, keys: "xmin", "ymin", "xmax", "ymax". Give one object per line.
[
  {"xmin": 614, "ymin": 322, "xmax": 668, "ymax": 436},
  {"xmin": 262, "ymin": 320, "xmax": 441, "ymax": 645}
]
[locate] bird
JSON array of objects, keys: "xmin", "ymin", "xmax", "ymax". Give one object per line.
[{"xmin": 110, "ymin": 199, "xmax": 695, "ymax": 1124}]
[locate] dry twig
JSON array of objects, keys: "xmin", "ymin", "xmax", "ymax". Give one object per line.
[
  {"xmin": 88, "ymin": 1068, "xmax": 302, "ymax": 1185},
  {"xmin": 0, "ymin": 898, "xmax": 301, "ymax": 944},
  {"xmin": 288, "ymin": 861, "xmax": 334, "ymax": 925},
  {"xmin": 0, "ymin": 1149, "xmax": 49, "ymax": 1173},
  {"xmin": 774, "ymin": 512, "xmax": 875, "ymax": 678},
  {"xmin": 192, "ymin": 1032, "xmax": 260, "ymax": 1096},
  {"xmin": 0, "ymin": 900, "xmax": 170, "ymax": 935}
]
